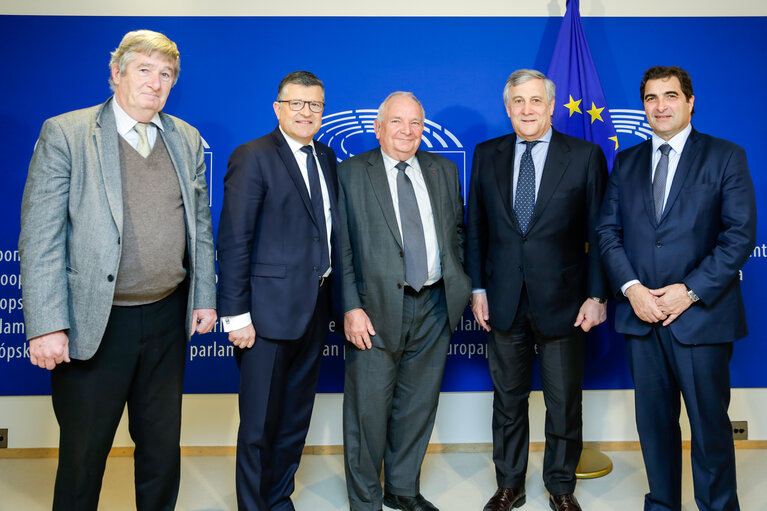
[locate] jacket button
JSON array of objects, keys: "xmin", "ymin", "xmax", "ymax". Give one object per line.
[
  {"xmin": 313, "ymin": 236, "xmax": 320, "ymax": 242},
  {"xmin": 655, "ymin": 240, "xmax": 663, "ymax": 248},
  {"xmin": 107, "ymin": 274, "xmax": 114, "ymax": 282},
  {"xmin": 521, "ymin": 237, "xmax": 527, "ymax": 243},
  {"xmin": 399, "ymin": 250, "xmax": 404, "ymax": 258},
  {"xmin": 397, "ymin": 283, "xmax": 402, "ymax": 289}
]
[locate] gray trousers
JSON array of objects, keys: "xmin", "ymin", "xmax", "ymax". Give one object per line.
[{"xmin": 343, "ymin": 282, "xmax": 451, "ymax": 511}]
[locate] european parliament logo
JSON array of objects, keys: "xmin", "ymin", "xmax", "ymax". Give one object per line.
[
  {"xmin": 609, "ymin": 108, "xmax": 652, "ymax": 148},
  {"xmin": 317, "ymin": 109, "xmax": 468, "ymax": 203}
]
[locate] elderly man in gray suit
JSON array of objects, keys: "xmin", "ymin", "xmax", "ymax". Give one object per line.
[
  {"xmin": 339, "ymin": 91, "xmax": 471, "ymax": 511},
  {"xmin": 18, "ymin": 30, "xmax": 217, "ymax": 511}
]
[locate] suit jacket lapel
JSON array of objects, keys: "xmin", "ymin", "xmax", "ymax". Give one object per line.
[
  {"xmin": 492, "ymin": 134, "xmax": 518, "ymax": 230},
  {"xmin": 635, "ymin": 140, "xmax": 657, "ymax": 225},
  {"xmin": 316, "ymin": 146, "xmax": 337, "ymax": 209},
  {"xmin": 366, "ymin": 150, "xmax": 404, "ymax": 249},
  {"xmin": 95, "ymin": 100, "xmax": 123, "ymax": 237},
  {"xmin": 417, "ymin": 151, "xmax": 445, "ymax": 249},
  {"xmin": 272, "ymin": 128, "xmax": 316, "ymax": 224},
  {"xmin": 660, "ymin": 129, "xmax": 699, "ymax": 223},
  {"xmin": 158, "ymin": 112, "xmax": 194, "ymax": 236},
  {"xmin": 531, "ymin": 130, "xmax": 569, "ymax": 230},
  {"xmin": 316, "ymin": 146, "xmax": 339, "ymax": 238}
]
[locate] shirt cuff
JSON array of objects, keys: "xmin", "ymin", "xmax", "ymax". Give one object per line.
[
  {"xmin": 621, "ymin": 280, "xmax": 641, "ymax": 296},
  {"xmin": 220, "ymin": 312, "xmax": 252, "ymax": 332},
  {"xmin": 472, "ymin": 288, "xmax": 486, "ymax": 294}
]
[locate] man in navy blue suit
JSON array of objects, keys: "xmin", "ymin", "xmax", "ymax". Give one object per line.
[
  {"xmin": 217, "ymin": 71, "xmax": 339, "ymax": 511},
  {"xmin": 598, "ymin": 66, "xmax": 756, "ymax": 511}
]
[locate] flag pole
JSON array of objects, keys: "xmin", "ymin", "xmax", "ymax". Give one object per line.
[{"xmin": 546, "ymin": 0, "xmax": 615, "ymax": 479}]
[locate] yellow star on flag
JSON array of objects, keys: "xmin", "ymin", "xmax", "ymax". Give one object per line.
[
  {"xmin": 609, "ymin": 136, "xmax": 619, "ymax": 151},
  {"xmin": 586, "ymin": 102, "xmax": 604, "ymax": 124},
  {"xmin": 563, "ymin": 95, "xmax": 582, "ymax": 117}
]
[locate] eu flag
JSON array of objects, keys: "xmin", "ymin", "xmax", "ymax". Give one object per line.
[{"xmin": 547, "ymin": 0, "xmax": 617, "ymax": 170}]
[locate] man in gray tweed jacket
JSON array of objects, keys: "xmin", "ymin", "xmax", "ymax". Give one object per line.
[{"xmin": 18, "ymin": 30, "xmax": 217, "ymax": 511}]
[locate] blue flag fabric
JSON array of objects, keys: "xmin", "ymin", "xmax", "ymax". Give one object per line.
[{"xmin": 547, "ymin": 0, "xmax": 617, "ymax": 169}]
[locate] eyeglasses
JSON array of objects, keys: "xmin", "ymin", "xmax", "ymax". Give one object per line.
[{"xmin": 277, "ymin": 100, "xmax": 325, "ymax": 113}]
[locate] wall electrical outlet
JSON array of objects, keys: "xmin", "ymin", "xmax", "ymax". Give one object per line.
[
  {"xmin": 732, "ymin": 421, "xmax": 748, "ymax": 440},
  {"xmin": 0, "ymin": 428, "xmax": 7, "ymax": 448}
]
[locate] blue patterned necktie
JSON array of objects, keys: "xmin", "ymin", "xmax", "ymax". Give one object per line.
[
  {"xmin": 300, "ymin": 145, "xmax": 330, "ymax": 276},
  {"xmin": 653, "ymin": 143, "xmax": 671, "ymax": 222},
  {"xmin": 395, "ymin": 161, "xmax": 428, "ymax": 291},
  {"xmin": 514, "ymin": 140, "xmax": 540, "ymax": 234}
]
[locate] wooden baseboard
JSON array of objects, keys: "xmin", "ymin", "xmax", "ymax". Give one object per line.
[{"xmin": 2, "ymin": 440, "xmax": 765, "ymax": 459}]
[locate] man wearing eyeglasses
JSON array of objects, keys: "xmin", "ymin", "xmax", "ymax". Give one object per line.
[{"xmin": 217, "ymin": 70, "xmax": 339, "ymax": 511}]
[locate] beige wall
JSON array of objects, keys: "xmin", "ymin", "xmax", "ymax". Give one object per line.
[{"xmin": 1, "ymin": 0, "xmax": 767, "ymax": 16}]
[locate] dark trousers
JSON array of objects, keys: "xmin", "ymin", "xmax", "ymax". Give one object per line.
[
  {"xmin": 343, "ymin": 281, "xmax": 451, "ymax": 511},
  {"xmin": 488, "ymin": 289, "xmax": 584, "ymax": 495},
  {"xmin": 51, "ymin": 284, "xmax": 187, "ymax": 511},
  {"xmin": 235, "ymin": 284, "xmax": 329, "ymax": 511},
  {"xmin": 627, "ymin": 327, "xmax": 739, "ymax": 511}
]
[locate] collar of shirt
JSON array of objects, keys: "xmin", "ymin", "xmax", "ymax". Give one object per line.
[
  {"xmin": 279, "ymin": 126, "xmax": 316, "ymax": 155},
  {"xmin": 651, "ymin": 122, "xmax": 692, "ymax": 157},
  {"xmin": 380, "ymin": 149, "xmax": 419, "ymax": 177},
  {"xmin": 111, "ymin": 96, "xmax": 163, "ymax": 139},
  {"xmin": 514, "ymin": 125, "xmax": 553, "ymax": 152}
]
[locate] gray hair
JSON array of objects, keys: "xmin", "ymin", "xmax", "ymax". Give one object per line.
[
  {"xmin": 376, "ymin": 91, "xmax": 425, "ymax": 122},
  {"xmin": 502, "ymin": 69, "xmax": 556, "ymax": 105},
  {"xmin": 109, "ymin": 30, "xmax": 181, "ymax": 91}
]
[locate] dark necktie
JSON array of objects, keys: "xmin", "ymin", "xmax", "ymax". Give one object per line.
[
  {"xmin": 653, "ymin": 143, "xmax": 671, "ymax": 222},
  {"xmin": 300, "ymin": 145, "xmax": 330, "ymax": 276},
  {"xmin": 514, "ymin": 140, "xmax": 540, "ymax": 234},
  {"xmin": 396, "ymin": 161, "xmax": 428, "ymax": 292}
]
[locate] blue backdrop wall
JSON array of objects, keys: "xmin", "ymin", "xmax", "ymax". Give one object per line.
[{"xmin": 0, "ymin": 15, "xmax": 764, "ymax": 395}]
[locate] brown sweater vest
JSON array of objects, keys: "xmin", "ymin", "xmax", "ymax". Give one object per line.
[{"xmin": 113, "ymin": 135, "xmax": 186, "ymax": 305}]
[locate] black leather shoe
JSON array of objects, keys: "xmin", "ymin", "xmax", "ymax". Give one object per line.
[
  {"xmin": 549, "ymin": 493, "xmax": 582, "ymax": 511},
  {"xmin": 383, "ymin": 492, "xmax": 439, "ymax": 511},
  {"xmin": 483, "ymin": 487, "xmax": 526, "ymax": 511}
]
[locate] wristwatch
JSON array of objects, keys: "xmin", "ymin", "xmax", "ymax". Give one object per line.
[
  {"xmin": 685, "ymin": 285, "xmax": 699, "ymax": 303},
  {"xmin": 589, "ymin": 296, "xmax": 606, "ymax": 304}
]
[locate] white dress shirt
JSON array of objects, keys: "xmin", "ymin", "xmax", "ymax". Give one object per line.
[
  {"xmin": 620, "ymin": 123, "xmax": 693, "ymax": 295},
  {"xmin": 221, "ymin": 128, "xmax": 333, "ymax": 333},
  {"xmin": 380, "ymin": 150, "xmax": 442, "ymax": 286}
]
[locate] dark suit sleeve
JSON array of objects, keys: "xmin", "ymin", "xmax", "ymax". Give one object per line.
[
  {"xmin": 448, "ymin": 160, "xmax": 467, "ymax": 266},
  {"xmin": 216, "ymin": 144, "xmax": 265, "ymax": 317},
  {"xmin": 337, "ymin": 165, "xmax": 363, "ymax": 314},
  {"xmin": 465, "ymin": 145, "xmax": 487, "ymax": 289},
  {"xmin": 597, "ymin": 154, "xmax": 638, "ymax": 297},
  {"xmin": 683, "ymin": 146, "xmax": 756, "ymax": 304},
  {"xmin": 585, "ymin": 144, "xmax": 610, "ymax": 300}
]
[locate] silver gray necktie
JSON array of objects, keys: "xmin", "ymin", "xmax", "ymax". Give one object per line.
[
  {"xmin": 396, "ymin": 161, "xmax": 428, "ymax": 291},
  {"xmin": 653, "ymin": 143, "xmax": 671, "ymax": 222}
]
